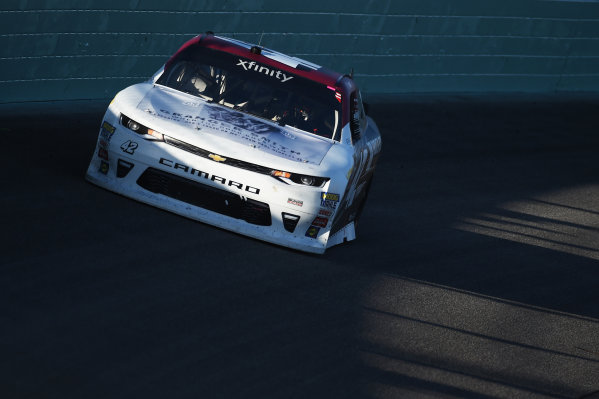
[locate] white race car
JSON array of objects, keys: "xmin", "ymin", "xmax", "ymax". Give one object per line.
[{"xmin": 86, "ymin": 33, "xmax": 382, "ymax": 254}]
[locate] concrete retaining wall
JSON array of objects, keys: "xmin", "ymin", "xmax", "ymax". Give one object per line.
[{"xmin": 2, "ymin": 0, "xmax": 599, "ymax": 102}]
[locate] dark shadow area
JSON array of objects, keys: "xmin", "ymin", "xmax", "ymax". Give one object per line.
[
  {"xmin": 343, "ymin": 94, "xmax": 599, "ymax": 317},
  {"xmin": 1, "ymin": 94, "xmax": 599, "ymax": 398}
]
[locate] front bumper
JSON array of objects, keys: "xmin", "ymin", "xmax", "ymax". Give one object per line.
[{"xmin": 85, "ymin": 118, "xmax": 353, "ymax": 254}]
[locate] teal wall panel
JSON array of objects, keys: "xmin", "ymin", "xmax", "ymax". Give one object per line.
[{"xmin": 1, "ymin": 0, "xmax": 599, "ymax": 102}]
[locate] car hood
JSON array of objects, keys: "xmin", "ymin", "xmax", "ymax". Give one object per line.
[{"xmin": 135, "ymin": 85, "xmax": 334, "ymax": 166}]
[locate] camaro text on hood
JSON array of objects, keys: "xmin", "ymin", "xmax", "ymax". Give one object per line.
[{"xmin": 159, "ymin": 158, "xmax": 260, "ymax": 194}]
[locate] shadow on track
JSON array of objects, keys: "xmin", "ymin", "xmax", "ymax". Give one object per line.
[{"xmin": 1, "ymin": 95, "xmax": 599, "ymax": 398}]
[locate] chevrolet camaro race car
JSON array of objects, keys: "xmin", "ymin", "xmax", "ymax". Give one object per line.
[{"xmin": 86, "ymin": 33, "xmax": 382, "ymax": 254}]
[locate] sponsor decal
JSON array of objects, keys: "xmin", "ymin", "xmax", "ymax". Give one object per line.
[
  {"xmin": 305, "ymin": 225, "xmax": 320, "ymax": 238},
  {"xmin": 182, "ymin": 101, "xmax": 204, "ymax": 107},
  {"xmin": 208, "ymin": 153, "xmax": 227, "ymax": 163},
  {"xmin": 311, "ymin": 216, "xmax": 328, "ymax": 228},
  {"xmin": 99, "ymin": 160, "xmax": 109, "ymax": 174},
  {"xmin": 98, "ymin": 147, "xmax": 109, "ymax": 161},
  {"xmin": 205, "ymin": 108, "xmax": 282, "ymax": 135},
  {"xmin": 321, "ymin": 192, "xmax": 340, "ymax": 209},
  {"xmin": 236, "ymin": 59, "xmax": 294, "ymax": 83},
  {"xmin": 318, "ymin": 209, "xmax": 333, "ymax": 217},
  {"xmin": 102, "ymin": 121, "xmax": 115, "ymax": 134},
  {"xmin": 322, "ymin": 192, "xmax": 340, "ymax": 201},
  {"xmin": 100, "ymin": 121, "xmax": 115, "ymax": 141},
  {"xmin": 159, "ymin": 157, "xmax": 260, "ymax": 195},
  {"xmin": 120, "ymin": 140, "xmax": 138, "ymax": 155},
  {"xmin": 98, "ymin": 137, "xmax": 109, "ymax": 160},
  {"xmin": 287, "ymin": 198, "xmax": 303, "ymax": 207}
]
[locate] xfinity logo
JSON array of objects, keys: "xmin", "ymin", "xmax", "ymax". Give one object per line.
[
  {"xmin": 236, "ymin": 60, "xmax": 294, "ymax": 83},
  {"xmin": 159, "ymin": 158, "xmax": 260, "ymax": 195}
]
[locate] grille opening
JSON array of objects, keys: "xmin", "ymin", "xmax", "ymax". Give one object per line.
[{"xmin": 137, "ymin": 168, "xmax": 271, "ymax": 226}]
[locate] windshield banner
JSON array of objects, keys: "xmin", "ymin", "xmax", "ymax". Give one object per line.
[{"xmin": 137, "ymin": 87, "xmax": 332, "ymax": 165}]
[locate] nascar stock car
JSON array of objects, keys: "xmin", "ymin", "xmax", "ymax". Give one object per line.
[{"xmin": 86, "ymin": 32, "xmax": 382, "ymax": 254}]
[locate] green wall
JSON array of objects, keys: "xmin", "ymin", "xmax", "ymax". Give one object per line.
[{"xmin": 2, "ymin": 0, "xmax": 599, "ymax": 102}]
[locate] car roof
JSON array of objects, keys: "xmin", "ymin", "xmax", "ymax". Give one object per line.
[{"xmin": 166, "ymin": 33, "xmax": 346, "ymax": 88}]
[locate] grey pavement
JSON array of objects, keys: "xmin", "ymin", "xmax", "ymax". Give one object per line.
[{"xmin": 1, "ymin": 94, "xmax": 598, "ymax": 398}]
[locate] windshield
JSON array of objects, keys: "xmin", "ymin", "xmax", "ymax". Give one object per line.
[{"xmin": 156, "ymin": 46, "xmax": 341, "ymax": 140}]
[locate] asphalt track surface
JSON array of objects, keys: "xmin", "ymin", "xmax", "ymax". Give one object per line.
[{"xmin": 1, "ymin": 95, "xmax": 599, "ymax": 399}]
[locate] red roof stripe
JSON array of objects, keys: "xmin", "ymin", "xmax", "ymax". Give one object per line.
[{"xmin": 167, "ymin": 34, "xmax": 343, "ymax": 88}]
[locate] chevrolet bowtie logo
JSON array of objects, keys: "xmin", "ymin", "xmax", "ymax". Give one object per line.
[{"xmin": 208, "ymin": 153, "xmax": 227, "ymax": 162}]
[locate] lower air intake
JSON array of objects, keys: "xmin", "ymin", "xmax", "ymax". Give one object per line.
[
  {"xmin": 282, "ymin": 213, "xmax": 300, "ymax": 233},
  {"xmin": 116, "ymin": 159, "xmax": 134, "ymax": 178},
  {"xmin": 137, "ymin": 168, "xmax": 271, "ymax": 226}
]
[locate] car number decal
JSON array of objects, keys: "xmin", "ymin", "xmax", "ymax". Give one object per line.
[{"xmin": 120, "ymin": 140, "xmax": 139, "ymax": 155}]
